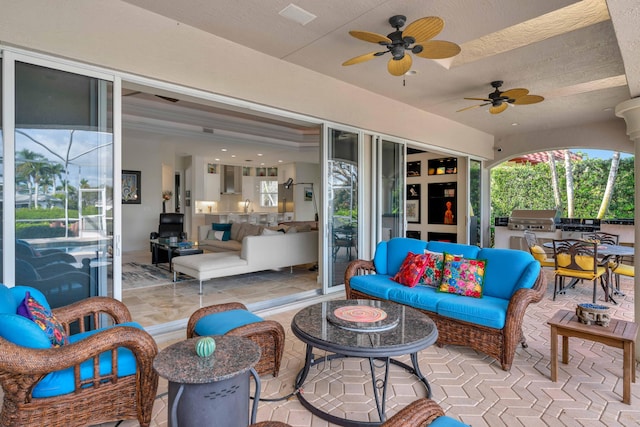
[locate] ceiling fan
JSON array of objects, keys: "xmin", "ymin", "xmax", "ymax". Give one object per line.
[
  {"xmin": 457, "ymin": 81, "xmax": 544, "ymax": 114},
  {"xmin": 342, "ymin": 15, "xmax": 461, "ymax": 76}
]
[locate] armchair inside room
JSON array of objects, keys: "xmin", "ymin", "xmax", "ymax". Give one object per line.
[
  {"xmin": 0, "ymin": 284, "xmax": 159, "ymax": 427},
  {"xmin": 149, "ymin": 213, "xmax": 186, "ymax": 263}
]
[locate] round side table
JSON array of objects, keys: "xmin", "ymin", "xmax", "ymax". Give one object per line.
[{"xmin": 154, "ymin": 335, "xmax": 261, "ymax": 427}]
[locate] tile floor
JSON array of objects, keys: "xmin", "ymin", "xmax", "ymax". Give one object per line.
[{"xmin": 99, "ymin": 269, "xmax": 639, "ymax": 426}]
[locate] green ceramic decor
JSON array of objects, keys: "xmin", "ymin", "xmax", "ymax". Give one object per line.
[{"xmin": 195, "ymin": 336, "xmax": 216, "ymax": 357}]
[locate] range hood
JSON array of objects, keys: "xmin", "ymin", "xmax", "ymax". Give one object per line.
[{"xmin": 222, "ymin": 165, "xmax": 242, "ymax": 194}]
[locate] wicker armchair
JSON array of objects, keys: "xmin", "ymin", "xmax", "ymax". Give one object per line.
[
  {"xmin": 250, "ymin": 398, "xmax": 466, "ymax": 426},
  {"xmin": 0, "ymin": 285, "xmax": 159, "ymax": 427},
  {"xmin": 187, "ymin": 302, "xmax": 285, "ymax": 377}
]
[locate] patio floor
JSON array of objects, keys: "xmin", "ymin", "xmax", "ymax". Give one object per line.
[{"xmin": 100, "ymin": 268, "xmax": 638, "ymax": 426}]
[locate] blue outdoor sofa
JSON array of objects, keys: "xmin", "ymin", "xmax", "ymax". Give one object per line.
[{"xmin": 345, "ymin": 238, "xmax": 546, "ymax": 371}]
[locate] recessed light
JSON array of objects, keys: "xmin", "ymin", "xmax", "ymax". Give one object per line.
[
  {"xmin": 278, "ymin": 4, "xmax": 317, "ymax": 26},
  {"xmin": 221, "ymin": 148, "xmax": 227, "ymax": 152},
  {"xmin": 231, "ymin": 154, "xmax": 236, "ymax": 158},
  {"xmin": 215, "ymin": 158, "xmax": 220, "ymax": 161},
  {"xmin": 603, "ymin": 107, "xmax": 613, "ymax": 111},
  {"xmin": 261, "ymin": 162, "xmax": 265, "ymax": 166},
  {"xmin": 278, "ymin": 160, "xmax": 283, "ymax": 163},
  {"xmin": 511, "ymin": 122, "xmax": 519, "ymax": 126},
  {"xmin": 257, "ymin": 153, "xmax": 263, "ymax": 157}
]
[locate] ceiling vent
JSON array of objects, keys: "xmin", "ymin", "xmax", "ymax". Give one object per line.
[{"xmin": 279, "ymin": 4, "xmax": 316, "ymax": 26}]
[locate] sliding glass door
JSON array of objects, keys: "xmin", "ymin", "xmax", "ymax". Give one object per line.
[
  {"xmin": 379, "ymin": 138, "xmax": 405, "ymax": 241},
  {"xmin": 7, "ymin": 55, "xmax": 116, "ymax": 307},
  {"xmin": 326, "ymin": 128, "xmax": 359, "ymax": 287}
]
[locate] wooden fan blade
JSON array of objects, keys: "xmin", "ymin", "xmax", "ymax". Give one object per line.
[
  {"xmin": 403, "ymin": 17, "xmax": 444, "ymax": 42},
  {"xmin": 388, "ymin": 54, "xmax": 412, "ymax": 76},
  {"xmin": 457, "ymin": 103, "xmax": 489, "ymax": 113},
  {"xmin": 490, "ymin": 103, "xmax": 509, "ymax": 114},
  {"xmin": 349, "ymin": 30, "xmax": 392, "ymax": 44},
  {"xmin": 501, "ymin": 88, "xmax": 529, "ymax": 99},
  {"xmin": 513, "ymin": 94, "xmax": 544, "ymax": 105},
  {"xmin": 414, "ymin": 40, "xmax": 461, "ymax": 59},
  {"xmin": 342, "ymin": 52, "xmax": 380, "ymax": 66},
  {"xmin": 464, "ymin": 97, "xmax": 492, "ymax": 102}
]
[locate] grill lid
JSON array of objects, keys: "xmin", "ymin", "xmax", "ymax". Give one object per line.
[{"xmin": 508, "ymin": 209, "xmax": 557, "ymax": 231}]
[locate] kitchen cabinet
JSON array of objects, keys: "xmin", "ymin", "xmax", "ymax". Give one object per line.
[
  {"xmin": 242, "ymin": 176, "xmax": 256, "ymax": 200},
  {"xmin": 204, "ymin": 172, "xmax": 220, "ymax": 201}
]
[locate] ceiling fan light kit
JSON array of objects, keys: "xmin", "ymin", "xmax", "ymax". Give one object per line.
[
  {"xmin": 458, "ymin": 80, "xmax": 545, "ymax": 115},
  {"xmin": 343, "ymin": 14, "xmax": 461, "ymax": 76}
]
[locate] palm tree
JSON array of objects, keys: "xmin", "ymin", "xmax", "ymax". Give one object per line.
[
  {"xmin": 547, "ymin": 151, "xmax": 562, "ymax": 211},
  {"xmin": 15, "ymin": 149, "xmax": 48, "ymax": 208},
  {"xmin": 597, "ymin": 151, "xmax": 621, "ymax": 219},
  {"xmin": 564, "ymin": 150, "xmax": 575, "ymax": 218}
]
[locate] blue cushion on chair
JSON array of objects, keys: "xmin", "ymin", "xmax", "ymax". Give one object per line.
[
  {"xmin": 0, "ymin": 313, "xmax": 52, "ymax": 348},
  {"xmin": 194, "ymin": 309, "xmax": 263, "ymax": 336},
  {"xmin": 0, "ymin": 284, "xmax": 17, "ymax": 314},
  {"xmin": 32, "ymin": 322, "xmax": 144, "ymax": 398},
  {"xmin": 430, "ymin": 415, "xmax": 470, "ymax": 426}
]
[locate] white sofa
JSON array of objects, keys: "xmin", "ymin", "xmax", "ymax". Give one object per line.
[{"xmin": 173, "ymin": 229, "xmax": 318, "ymax": 294}]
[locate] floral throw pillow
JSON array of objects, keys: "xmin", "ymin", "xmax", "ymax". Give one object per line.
[
  {"xmin": 421, "ymin": 250, "xmax": 444, "ymax": 287},
  {"xmin": 391, "ymin": 252, "xmax": 428, "ymax": 288},
  {"xmin": 438, "ymin": 253, "xmax": 487, "ymax": 298},
  {"xmin": 17, "ymin": 291, "xmax": 68, "ymax": 347}
]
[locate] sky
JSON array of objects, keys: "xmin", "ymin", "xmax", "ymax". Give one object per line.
[{"xmin": 578, "ymin": 149, "xmax": 633, "ymax": 160}]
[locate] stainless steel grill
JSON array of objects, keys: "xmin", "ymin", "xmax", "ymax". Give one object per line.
[{"xmin": 507, "ymin": 209, "xmax": 557, "ymax": 232}]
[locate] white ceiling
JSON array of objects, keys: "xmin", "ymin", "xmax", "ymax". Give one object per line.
[{"xmin": 121, "ymin": 0, "xmax": 639, "ymax": 161}]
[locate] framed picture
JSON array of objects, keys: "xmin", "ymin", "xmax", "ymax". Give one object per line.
[
  {"xmin": 407, "ymin": 184, "xmax": 420, "ymax": 200},
  {"xmin": 406, "ymin": 199, "xmax": 420, "ymax": 223},
  {"xmin": 207, "ymin": 163, "xmax": 217, "ymax": 174},
  {"xmin": 406, "ymin": 230, "xmax": 421, "ymax": 239},
  {"xmin": 122, "ymin": 170, "xmax": 141, "ymax": 204},
  {"xmin": 407, "ymin": 161, "xmax": 421, "ymax": 177},
  {"xmin": 185, "ymin": 190, "xmax": 191, "ymax": 198},
  {"xmin": 304, "ymin": 186, "xmax": 313, "ymax": 201}
]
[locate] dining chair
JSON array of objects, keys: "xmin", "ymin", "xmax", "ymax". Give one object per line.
[
  {"xmin": 523, "ymin": 230, "xmax": 554, "ymax": 268},
  {"xmin": 581, "ymin": 231, "xmax": 619, "ymax": 245},
  {"xmin": 610, "ymin": 255, "xmax": 634, "ymax": 295},
  {"xmin": 552, "ymin": 239, "xmax": 608, "ymax": 303}
]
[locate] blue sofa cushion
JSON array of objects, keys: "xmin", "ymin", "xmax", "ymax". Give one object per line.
[
  {"xmin": 32, "ymin": 322, "xmax": 144, "ymax": 398},
  {"xmin": 388, "ymin": 285, "xmax": 458, "ymax": 313},
  {"xmin": 477, "ymin": 248, "xmax": 540, "ymax": 299},
  {"xmin": 212, "ymin": 223, "xmax": 232, "ymax": 241},
  {"xmin": 426, "ymin": 241, "xmax": 480, "ymax": 259},
  {"xmin": 374, "ymin": 238, "xmax": 428, "ymax": 276},
  {"xmin": 437, "ymin": 294, "xmax": 509, "ymax": 329},
  {"xmin": 350, "ymin": 274, "xmax": 400, "ymax": 299},
  {"xmin": 194, "ymin": 309, "xmax": 263, "ymax": 336}
]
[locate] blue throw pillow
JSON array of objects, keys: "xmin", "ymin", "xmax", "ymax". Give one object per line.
[{"xmin": 212, "ymin": 223, "xmax": 232, "ymax": 241}]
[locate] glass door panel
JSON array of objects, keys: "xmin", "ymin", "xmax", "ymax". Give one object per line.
[
  {"xmin": 380, "ymin": 139, "xmax": 404, "ymax": 241},
  {"xmin": 327, "ymin": 129, "xmax": 359, "ymax": 287},
  {"xmin": 14, "ymin": 61, "xmax": 114, "ymax": 308},
  {"xmin": 470, "ymin": 159, "xmax": 481, "ymax": 246}
]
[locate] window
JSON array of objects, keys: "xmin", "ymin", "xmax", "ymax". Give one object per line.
[{"xmin": 259, "ymin": 179, "xmax": 278, "ymax": 207}]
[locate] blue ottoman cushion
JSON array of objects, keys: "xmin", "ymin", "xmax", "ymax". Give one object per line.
[
  {"xmin": 430, "ymin": 415, "xmax": 470, "ymax": 426},
  {"xmin": 194, "ymin": 309, "xmax": 263, "ymax": 336}
]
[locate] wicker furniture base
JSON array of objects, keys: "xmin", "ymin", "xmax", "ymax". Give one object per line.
[
  {"xmin": 187, "ymin": 302, "xmax": 285, "ymax": 377},
  {"xmin": 345, "ymin": 260, "xmax": 546, "ymax": 371},
  {"xmin": 0, "ymin": 297, "xmax": 159, "ymax": 427}
]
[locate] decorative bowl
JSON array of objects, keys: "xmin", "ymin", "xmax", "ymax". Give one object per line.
[{"xmin": 576, "ymin": 303, "xmax": 610, "ymax": 327}]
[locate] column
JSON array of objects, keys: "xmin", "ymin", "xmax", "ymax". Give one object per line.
[{"xmin": 615, "ymin": 98, "xmax": 640, "ymax": 361}]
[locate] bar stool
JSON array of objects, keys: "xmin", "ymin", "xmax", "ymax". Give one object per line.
[{"xmin": 186, "ymin": 302, "xmax": 285, "ymax": 377}]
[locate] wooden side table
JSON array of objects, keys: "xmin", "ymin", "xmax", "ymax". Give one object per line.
[{"xmin": 548, "ymin": 309, "xmax": 638, "ymax": 404}]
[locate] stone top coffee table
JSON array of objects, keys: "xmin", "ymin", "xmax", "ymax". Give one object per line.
[{"xmin": 291, "ymin": 299, "xmax": 438, "ymax": 427}]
